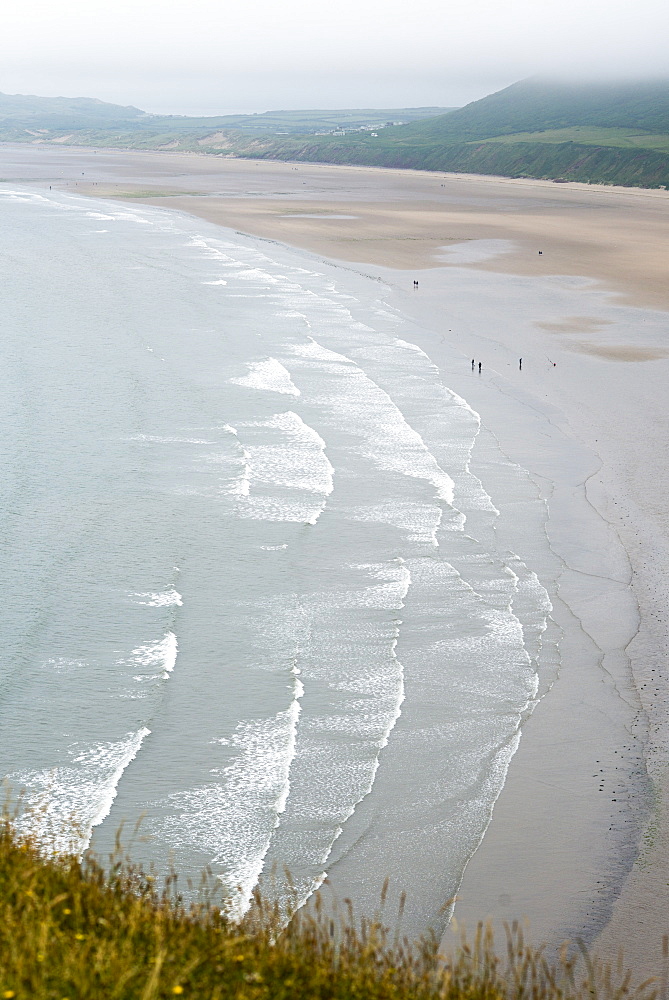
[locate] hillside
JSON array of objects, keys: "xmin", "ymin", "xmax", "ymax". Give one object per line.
[
  {"xmin": 0, "ymin": 821, "xmax": 659, "ymax": 1000},
  {"xmin": 2, "ymin": 80, "xmax": 669, "ymax": 188},
  {"xmin": 394, "ymin": 78, "xmax": 669, "ymax": 142},
  {"xmin": 230, "ymin": 78, "xmax": 669, "ymax": 188},
  {"xmin": 0, "ymin": 91, "xmax": 147, "ymax": 128},
  {"xmin": 0, "ymin": 93, "xmax": 453, "ymax": 147}
]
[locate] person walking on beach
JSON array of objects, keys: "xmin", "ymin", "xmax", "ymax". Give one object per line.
[
  {"xmin": 519, "ymin": 357, "xmax": 522, "ymax": 370},
  {"xmin": 478, "ymin": 361, "xmax": 482, "ymax": 373},
  {"xmin": 471, "ymin": 358, "xmax": 475, "ymax": 370}
]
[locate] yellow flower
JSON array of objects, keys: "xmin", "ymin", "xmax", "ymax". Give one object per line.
[
  {"xmin": 37, "ymin": 953, "xmax": 45, "ymax": 962},
  {"xmin": 63, "ymin": 908, "xmax": 72, "ymax": 915},
  {"xmin": 74, "ymin": 933, "xmax": 85, "ymax": 941},
  {"xmin": 172, "ymin": 988, "xmax": 184, "ymax": 995},
  {"xmin": 234, "ymin": 954, "xmax": 245, "ymax": 962},
  {"xmin": 3, "ymin": 991, "xmax": 16, "ymax": 998}
]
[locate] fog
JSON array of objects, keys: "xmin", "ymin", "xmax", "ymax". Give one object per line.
[{"xmin": 3, "ymin": 0, "xmax": 668, "ymax": 113}]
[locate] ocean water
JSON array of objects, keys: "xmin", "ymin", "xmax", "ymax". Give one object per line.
[{"xmin": 0, "ymin": 187, "xmax": 558, "ymax": 934}]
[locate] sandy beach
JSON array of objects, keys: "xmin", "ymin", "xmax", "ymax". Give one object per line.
[{"xmin": 2, "ymin": 145, "xmax": 669, "ymax": 978}]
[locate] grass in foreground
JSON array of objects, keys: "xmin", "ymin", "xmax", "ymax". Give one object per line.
[{"xmin": 0, "ymin": 819, "xmax": 659, "ymax": 1000}]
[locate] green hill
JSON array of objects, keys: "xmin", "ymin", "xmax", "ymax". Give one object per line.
[
  {"xmin": 394, "ymin": 78, "xmax": 669, "ymax": 142},
  {"xmin": 0, "ymin": 93, "xmax": 453, "ymax": 146},
  {"xmin": 228, "ymin": 78, "xmax": 669, "ymax": 188},
  {"xmin": 0, "ymin": 91, "xmax": 147, "ymax": 129},
  {"xmin": 2, "ymin": 80, "xmax": 669, "ymax": 188}
]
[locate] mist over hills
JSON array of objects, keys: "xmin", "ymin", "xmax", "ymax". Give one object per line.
[
  {"xmin": 0, "ymin": 93, "xmax": 451, "ymax": 139},
  {"xmin": 239, "ymin": 77, "xmax": 669, "ymax": 188},
  {"xmin": 1, "ymin": 78, "xmax": 669, "ymax": 188},
  {"xmin": 0, "ymin": 92, "xmax": 147, "ymax": 128},
  {"xmin": 396, "ymin": 78, "xmax": 669, "ymax": 141}
]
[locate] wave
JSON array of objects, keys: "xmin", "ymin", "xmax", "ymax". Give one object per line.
[
  {"xmin": 151, "ymin": 668, "xmax": 304, "ymax": 921},
  {"xmin": 130, "ymin": 630, "xmax": 179, "ymax": 682},
  {"xmin": 257, "ymin": 559, "xmax": 410, "ymax": 910},
  {"xmin": 235, "ymin": 411, "xmax": 334, "ymax": 524},
  {"xmin": 230, "ymin": 357, "xmax": 301, "ymax": 397},
  {"xmin": 10, "ymin": 728, "xmax": 150, "ymax": 856},
  {"xmin": 290, "ymin": 339, "xmax": 455, "ymax": 505},
  {"xmin": 132, "ymin": 589, "xmax": 183, "ymax": 607}
]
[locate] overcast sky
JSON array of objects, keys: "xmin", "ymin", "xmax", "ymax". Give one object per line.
[{"xmin": 3, "ymin": 0, "xmax": 668, "ymax": 114}]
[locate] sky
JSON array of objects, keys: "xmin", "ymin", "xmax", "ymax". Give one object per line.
[{"xmin": 2, "ymin": 0, "xmax": 669, "ymax": 114}]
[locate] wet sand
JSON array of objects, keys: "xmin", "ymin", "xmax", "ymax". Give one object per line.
[
  {"xmin": 1, "ymin": 144, "xmax": 668, "ymax": 307},
  {"xmin": 2, "ymin": 144, "xmax": 669, "ymax": 979}
]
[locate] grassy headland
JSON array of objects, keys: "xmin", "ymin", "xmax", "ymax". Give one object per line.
[
  {"xmin": 3, "ymin": 79, "xmax": 669, "ymax": 188},
  {"xmin": 223, "ymin": 80, "xmax": 669, "ymax": 187},
  {"xmin": 0, "ymin": 820, "xmax": 660, "ymax": 1000}
]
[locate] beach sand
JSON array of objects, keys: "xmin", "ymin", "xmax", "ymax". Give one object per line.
[{"xmin": 2, "ymin": 145, "xmax": 669, "ymax": 979}]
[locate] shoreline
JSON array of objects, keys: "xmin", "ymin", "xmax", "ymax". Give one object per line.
[
  {"xmin": 1, "ymin": 143, "xmax": 669, "ymax": 309},
  {"xmin": 366, "ymin": 262, "xmax": 654, "ymax": 957},
  {"xmin": 3, "ymin": 146, "xmax": 669, "ymax": 977}
]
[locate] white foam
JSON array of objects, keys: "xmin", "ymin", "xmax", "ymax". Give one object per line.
[
  {"xmin": 154, "ymin": 670, "xmax": 304, "ymax": 921},
  {"xmin": 243, "ymin": 412, "xmax": 333, "ymax": 494},
  {"xmin": 332, "ymin": 330, "xmax": 497, "ymax": 520},
  {"xmin": 290, "ymin": 339, "xmax": 454, "ymax": 504},
  {"xmin": 257, "ymin": 560, "xmax": 410, "ymax": 908},
  {"xmin": 0, "ymin": 190, "xmax": 51, "ymax": 204},
  {"xmin": 132, "ymin": 589, "xmax": 183, "ymax": 607},
  {"xmin": 237, "ymin": 411, "xmax": 334, "ymax": 524},
  {"xmin": 231, "ymin": 358, "xmax": 301, "ymax": 397},
  {"xmin": 130, "ymin": 630, "xmax": 178, "ymax": 680},
  {"xmin": 10, "ymin": 728, "xmax": 150, "ymax": 856},
  {"xmin": 349, "ymin": 500, "xmax": 442, "ymax": 547},
  {"xmin": 221, "ymin": 425, "xmax": 252, "ymax": 497},
  {"xmin": 43, "ymin": 657, "xmax": 86, "ymax": 673},
  {"xmin": 126, "ymin": 434, "xmax": 214, "ymax": 444}
]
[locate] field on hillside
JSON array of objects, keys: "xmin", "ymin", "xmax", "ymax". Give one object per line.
[{"xmin": 480, "ymin": 127, "xmax": 669, "ymax": 152}]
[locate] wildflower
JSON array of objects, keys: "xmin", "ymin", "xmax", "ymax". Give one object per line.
[
  {"xmin": 3, "ymin": 991, "xmax": 16, "ymax": 998},
  {"xmin": 172, "ymin": 988, "xmax": 184, "ymax": 995},
  {"xmin": 37, "ymin": 953, "xmax": 45, "ymax": 962},
  {"xmin": 234, "ymin": 954, "xmax": 245, "ymax": 962},
  {"xmin": 74, "ymin": 933, "xmax": 85, "ymax": 941},
  {"xmin": 63, "ymin": 908, "xmax": 72, "ymax": 915}
]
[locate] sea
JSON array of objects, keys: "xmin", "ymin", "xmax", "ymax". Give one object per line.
[{"xmin": 0, "ymin": 187, "xmax": 559, "ymax": 935}]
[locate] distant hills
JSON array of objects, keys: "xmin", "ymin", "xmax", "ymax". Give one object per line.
[
  {"xmin": 2, "ymin": 79, "xmax": 669, "ymax": 188},
  {"xmin": 0, "ymin": 93, "xmax": 453, "ymax": 145},
  {"xmin": 396, "ymin": 78, "xmax": 669, "ymax": 140},
  {"xmin": 0, "ymin": 92, "xmax": 147, "ymax": 128},
  {"xmin": 237, "ymin": 78, "xmax": 669, "ymax": 188}
]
